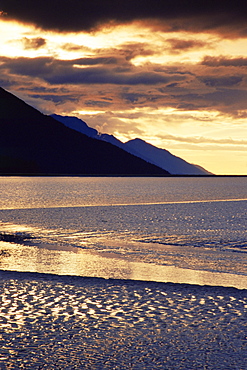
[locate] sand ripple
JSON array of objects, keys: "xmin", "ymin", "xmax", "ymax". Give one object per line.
[{"xmin": 0, "ymin": 271, "xmax": 246, "ymax": 369}]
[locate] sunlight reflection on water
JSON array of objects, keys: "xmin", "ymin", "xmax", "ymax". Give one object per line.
[
  {"xmin": 0, "ymin": 176, "xmax": 247, "ymax": 209},
  {"xmin": 0, "ymin": 177, "xmax": 246, "ymax": 289},
  {"xmin": 0, "ymin": 241, "xmax": 246, "ymax": 289}
]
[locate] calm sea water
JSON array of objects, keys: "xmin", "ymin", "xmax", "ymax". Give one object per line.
[{"xmin": 0, "ymin": 177, "xmax": 246, "ymax": 287}]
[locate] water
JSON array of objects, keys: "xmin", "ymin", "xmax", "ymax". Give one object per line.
[
  {"xmin": 0, "ymin": 177, "xmax": 246, "ymax": 288},
  {"xmin": 0, "ymin": 177, "xmax": 246, "ymax": 369}
]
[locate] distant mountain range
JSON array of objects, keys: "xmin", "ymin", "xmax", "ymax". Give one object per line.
[
  {"xmin": 0, "ymin": 87, "xmax": 169, "ymax": 176},
  {"xmin": 0, "ymin": 86, "xmax": 211, "ymax": 176},
  {"xmin": 51, "ymin": 114, "xmax": 212, "ymax": 175}
]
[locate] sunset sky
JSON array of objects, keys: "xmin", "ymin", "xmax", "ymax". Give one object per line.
[{"xmin": 0, "ymin": 1, "xmax": 247, "ymax": 175}]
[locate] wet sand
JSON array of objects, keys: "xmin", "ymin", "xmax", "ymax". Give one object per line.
[{"xmin": 0, "ymin": 270, "xmax": 246, "ymax": 369}]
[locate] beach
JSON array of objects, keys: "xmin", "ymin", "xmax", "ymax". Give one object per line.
[
  {"xmin": 0, "ymin": 270, "xmax": 246, "ymax": 369},
  {"xmin": 0, "ymin": 177, "xmax": 246, "ymax": 368}
]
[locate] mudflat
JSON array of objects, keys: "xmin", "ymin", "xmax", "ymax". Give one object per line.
[{"xmin": 0, "ymin": 270, "xmax": 246, "ymax": 369}]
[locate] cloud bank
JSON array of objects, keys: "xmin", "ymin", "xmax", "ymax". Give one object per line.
[
  {"xmin": 0, "ymin": 1, "xmax": 247, "ymax": 174},
  {"xmin": 1, "ymin": 0, "xmax": 247, "ymax": 36}
]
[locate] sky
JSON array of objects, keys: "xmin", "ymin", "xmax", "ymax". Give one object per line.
[{"xmin": 0, "ymin": 0, "xmax": 247, "ymax": 175}]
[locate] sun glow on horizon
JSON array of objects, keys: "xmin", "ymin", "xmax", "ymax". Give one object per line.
[
  {"xmin": 0, "ymin": 15, "xmax": 247, "ymax": 175},
  {"xmin": 0, "ymin": 19, "xmax": 224, "ymax": 63}
]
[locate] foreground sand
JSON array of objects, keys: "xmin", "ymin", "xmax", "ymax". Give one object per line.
[{"xmin": 0, "ymin": 270, "xmax": 246, "ymax": 369}]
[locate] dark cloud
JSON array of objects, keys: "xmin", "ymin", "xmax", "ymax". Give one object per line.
[
  {"xmin": 117, "ymin": 43, "xmax": 156, "ymax": 61},
  {"xmin": 1, "ymin": 51, "xmax": 247, "ymax": 117},
  {"xmin": 0, "ymin": 56, "xmax": 182, "ymax": 86},
  {"xmin": 85, "ymin": 100, "xmax": 112, "ymax": 108},
  {"xmin": 204, "ymin": 89, "xmax": 247, "ymax": 107},
  {"xmin": 48, "ymin": 68, "xmax": 171, "ymax": 86},
  {"xmin": 22, "ymin": 37, "xmax": 46, "ymax": 50},
  {"xmin": 0, "ymin": 56, "xmax": 54, "ymax": 78},
  {"xmin": 166, "ymin": 83, "xmax": 180, "ymax": 88},
  {"xmin": 201, "ymin": 76, "xmax": 243, "ymax": 87},
  {"xmin": 28, "ymin": 94, "xmax": 79, "ymax": 104},
  {"xmin": 173, "ymin": 88, "xmax": 247, "ymax": 114},
  {"xmin": 167, "ymin": 38, "xmax": 209, "ymax": 53},
  {"xmin": 24, "ymin": 86, "xmax": 70, "ymax": 94},
  {"xmin": 0, "ymin": 55, "xmax": 115, "ymax": 71},
  {"xmin": 73, "ymin": 57, "xmax": 119, "ymax": 66},
  {"xmin": 101, "ymin": 97, "xmax": 113, "ymax": 101},
  {"xmin": 121, "ymin": 93, "xmax": 147, "ymax": 104},
  {"xmin": 154, "ymin": 67, "xmax": 194, "ymax": 77},
  {"xmin": 202, "ymin": 56, "xmax": 247, "ymax": 67},
  {"xmin": 0, "ymin": 78, "xmax": 15, "ymax": 89},
  {"xmin": 1, "ymin": 0, "xmax": 247, "ymax": 35},
  {"xmin": 121, "ymin": 92, "xmax": 165, "ymax": 105}
]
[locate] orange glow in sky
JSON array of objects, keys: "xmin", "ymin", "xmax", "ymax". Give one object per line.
[{"xmin": 0, "ymin": 3, "xmax": 247, "ymax": 174}]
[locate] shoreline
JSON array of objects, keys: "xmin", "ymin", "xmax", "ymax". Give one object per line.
[{"xmin": 0, "ymin": 268, "xmax": 246, "ymax": 293}]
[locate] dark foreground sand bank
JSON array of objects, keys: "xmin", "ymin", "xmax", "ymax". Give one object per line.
[{"xmin": 0, "ymin": 270, "xmax": 246, "ymax": 369}]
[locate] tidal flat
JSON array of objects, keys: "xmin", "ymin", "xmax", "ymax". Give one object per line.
[
  {"xmin": 0, "ymin": 270, "xmax": 246, "ymax": 369},
  {"xmin": 0, "ymin": 177, "xmax": 246, "ymax": 368}
]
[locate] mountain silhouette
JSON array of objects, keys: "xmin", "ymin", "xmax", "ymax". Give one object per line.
[
  {"xmin": 125, "ymin": 139, "xmax": 212, "ymax": 175},
  {"xmin": 52, "ymin": 114, "xmax": 212, "ymax": 175},
  {"xmin": 0, "ymin": 87, "xmax": 169, "ymax": 176}
]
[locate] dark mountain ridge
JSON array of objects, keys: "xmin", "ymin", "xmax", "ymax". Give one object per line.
[
  {"xmin": 52, "ymin": 114, "xmax": 212, "ymax": 175},
  {"xmin": 0, "ymin": 87, "xmax": 169, "ymax": 175}
]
